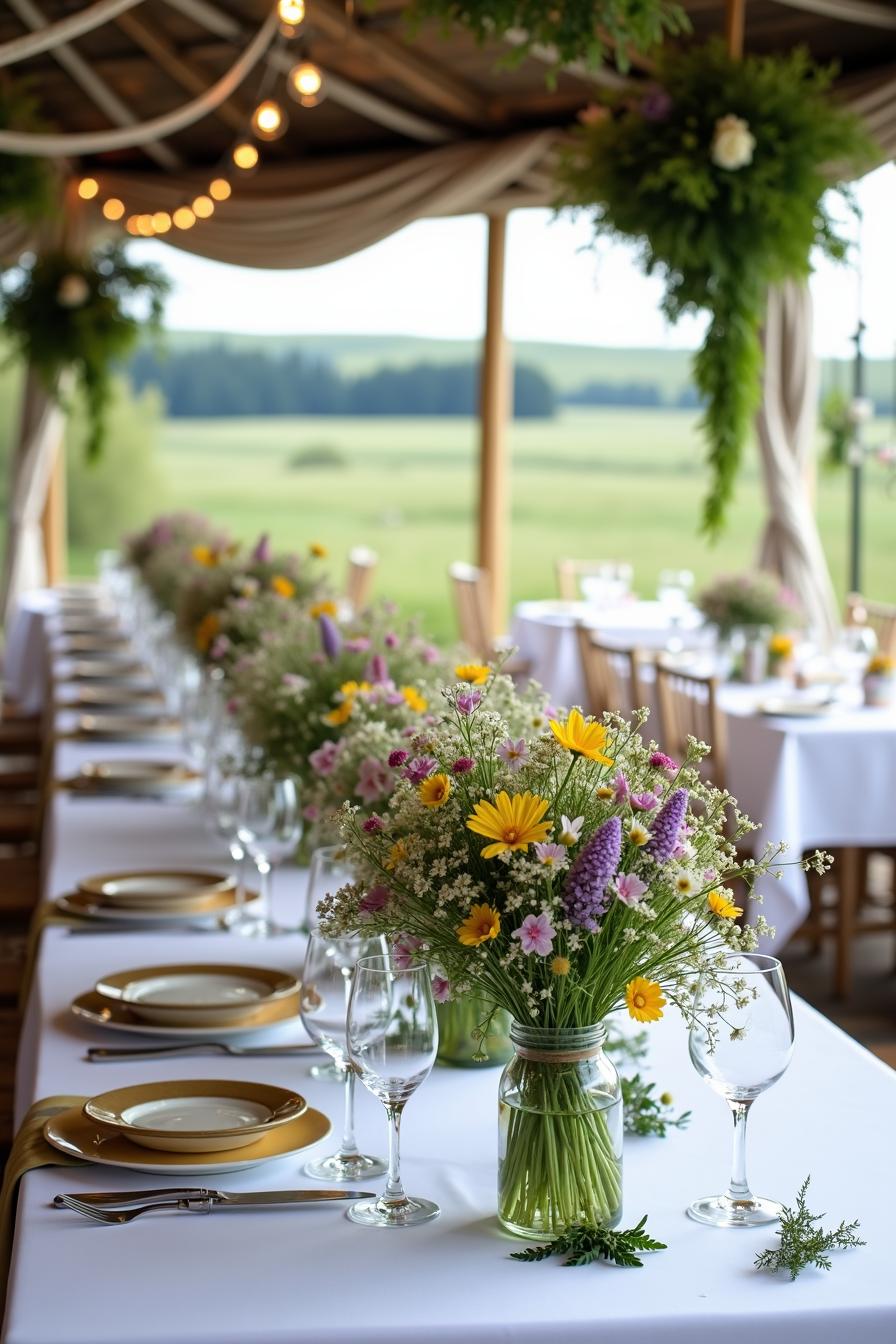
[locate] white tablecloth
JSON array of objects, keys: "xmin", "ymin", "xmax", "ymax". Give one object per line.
[{"xmin": 3, "ymin": 595, "xmax": 896, "ymax": 1344}]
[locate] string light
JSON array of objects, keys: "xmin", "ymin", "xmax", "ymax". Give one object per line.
[
  {"xmin": 251, "ymin": 98, "xmax": 288, "ymax": 141},
  {"xmin": 277, "ymin": 0, "xmax": 305, "ymax": 25},
  {"xmin": 209, "ymin": 178, "xmax": 231, "ymax": 201},
  {"xmin": 102, "ymin": 197, "xmax": 125, "ymax": 221},
  {"xmin": 136, "ymin": 214, "xmax": 155, "ymax": 237},
  {"xmin": 173, "ymin": 206, "xmax": 196, "ymax": 229},
  {"xmin": 152, "ymin": 210, "xmax": 172, "ymax": 233},
  {"xmin": 77, "ymin": 177, "xmax": 99, "ymax": 200},
  {"xmin": 287, "ymin": 60, "xmax": 325, "ymax": 107},
  {"xmin": 232, "ymin": 141, "xmax": 259, "ymax": 170},
  {"xmin": 125, "ymin": 216, "xmax": 140, "ymax": 235},
  {"xmin": 192, "ymin": 195, "xmax": 215, "ymax": 219}
]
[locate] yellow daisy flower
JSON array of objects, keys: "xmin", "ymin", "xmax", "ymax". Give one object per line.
[
  {"xmin": 271, "ymin": 574, "xmax": 296, "ymax": 599},
  {"xmin": 401, "ymin": 686, "xmax": 428, "ymax": 713},
  {"xmin": 625, "ymin": 977, "xmax": 666, "ymax": 1023},
  {"xmin": 309, "ymin": 600, "xmax": 338, "ymax": 619},
  {"xmin": 191, "ymin": 543, "xmax": 218, "ymax": 567},
  {"xmin": 339, "ymin": 680, "xmax": 371, "ymax": 697},
  {"xmin": 419, "ymin": 773, "xmax": 451, "ymax": 809},
  {"xmin": 194, "ymin": 611, "xmax": 220, "ymax": 653},
  {"xmin": 457, "ymin": 902, "xmax": 501, "ymax": 947},
  {"xmin": 550, "ymin": 956, "xmax": 571, "ymax": 977},
  {"xmin": 466, "ymin": 791, "xmax": 552, "ymax": 860},
  {"xmin": 769, "ymin": 633, "xmax": 794, "ymax": 658},
  {"xmin": 596, "ymin": 785, "xmax": 614, "ymax": 799},
  {"xmin": 455, "ymin": 663, "xmax": 490, "ymax": 685},
  {"xmin": 549, "ymin": 709, "xmax": 614, "ymax": 766},
  {"xmin": 309, "ymin": 542, "xmax": 328, "ymax": 558},
  {"xmin": 385, "ymin": 839, "xmax": 407, "ymax": 871},
  {"xmin": 323, "ymin": 698, "xmax": 355, "ymax": 727},
  {"xmin": 707, "ymin": 889, "xmax": 743, "ymax": 920},
  {"xmin": 629, "ymin": 822, "xmax": 651, "ymax": 847}
]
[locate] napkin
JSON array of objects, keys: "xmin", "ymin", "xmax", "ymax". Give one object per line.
[
  {"xmin": 19, "ymin": 906, "xmax": 82, "ymax": 1011},
  {"xmin": 0, "ymin": 1096, "xmax": 87, "ymax": 1315}
]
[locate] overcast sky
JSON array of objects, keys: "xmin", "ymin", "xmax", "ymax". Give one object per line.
[{"xmin": 138, "ymin": 162, "xmax": 896, "ymax": 360}]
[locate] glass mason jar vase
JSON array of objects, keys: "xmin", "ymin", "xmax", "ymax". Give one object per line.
[
  {"xmin": 498, "ymin": 1022, "xmax": 622, "ymax": 1238},
  {"xmin": 436, "ymin": 997, "xmax": 513, "ymax": 1068}
]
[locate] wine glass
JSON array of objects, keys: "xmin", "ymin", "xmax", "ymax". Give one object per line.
[
  {"xmin": 300, "ymin": 933, "xmax": 388, "ymax": 1181},
  {"xmin": 687, "ymin": 953, "xmax": 794, "ymax": 1227},
  {"xmin": 346, "ymin": 954, "xmax": 440, "ymax": 1227},
  {"xmin": 203, "ymin": 730, "xmax": 253, "ymax": 929},
  {"xmin": 236, "ymin": 774, "xmax": 301, "ymax": 936},
  {"xmin": 304, "ymin": 845, "xmax": 354, "ymax": 935}
]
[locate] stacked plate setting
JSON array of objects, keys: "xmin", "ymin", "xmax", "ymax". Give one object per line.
[{"xmin": 57, "ymin": 869, "xmax": 243, "ymax": 924}]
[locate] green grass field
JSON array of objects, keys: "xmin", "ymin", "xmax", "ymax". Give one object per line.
[{"xmin": 70, "ymin": 407, "xmax": 895, "ymax": 643}]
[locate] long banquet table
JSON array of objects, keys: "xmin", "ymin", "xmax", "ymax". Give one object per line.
[{"xmin": 2, "ymin": 592, "xmax": 896, "ymax": 1343}]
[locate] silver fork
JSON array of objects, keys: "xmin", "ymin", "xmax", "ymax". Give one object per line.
[
  {"xmin": 58, "ymin": 1193, "xmax": 213, "ymax": 1224},
  {"xmin": 86, "ymin": 1041, "xmax": 322, "ymax": 1061}
]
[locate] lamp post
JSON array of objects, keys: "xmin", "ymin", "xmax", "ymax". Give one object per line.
[{"xmin": 847, "ymin": 319, "xmax": 866, "ymax": 595}]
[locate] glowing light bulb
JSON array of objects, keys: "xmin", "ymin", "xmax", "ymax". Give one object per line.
[
  {"xmin": 77, "ymin": 177, "xmax": 99, "ymax": 200},
  {"xmin": 102, "ymin": 197, "xmax": 125, "ymax": 221},
  {"xmin": 209, "ymin": 178, "xmax": 232, "ymax": 201},
  {"xmin": 251, "ymin": 99, "xmax": 288, "ymax": 141},
  {"xmin": 192, "ymin": 195, "xmax": 214, "ymax": 219},
  {"xmin": 152, "ymin": 211, "xmax": 172, "ymax": 233},
  {"xmin": 173, "ymin": 206, "xmax": 196, "ymax": 229},
  {"xmin": 125, "ymin": 215, "xmax": 140, "ymax": 235},
  {"xmin": 287, "ymin": 60, "xmax": 325, "ymax": 107},
  {"xmin": 278, "ymin": 0, "xmax": 305, "ymax": 24},
  {"xmin": 136, "ymin": 214, "xmax": 155, "ymax": 237},
  {"xmin": 232, "ymin": 141, "xmax": 259, "ymax": 171}
]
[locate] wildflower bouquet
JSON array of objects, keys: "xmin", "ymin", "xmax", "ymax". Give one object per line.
[
  {"xmin": 321, "ymin": 681, "xmax": 819, "ymax": 1235},
  {"xmin": 697, "ymin": 570, "xmax": 799, "ymax": 635}
]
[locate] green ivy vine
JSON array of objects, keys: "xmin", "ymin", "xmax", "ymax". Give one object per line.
[{"xmin": 0, "ymin": 80, "xmax": 56, "ymax": 225}]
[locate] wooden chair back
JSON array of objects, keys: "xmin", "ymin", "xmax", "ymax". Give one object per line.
[
  {"xmin": 574, "ymin": 623, "xmax": 645, "ymax": 716},
  {"xmin": 655, "ymin": 661, "xmax": 727, "ymax": 790},
  {"xmin": 449, "ymin": 562, "xmax": 492, "ymax": 659},
  {"xmin": 345, "ymin": 547, "xmax": 377, "ymax": 613},
  {"xmin": 556, "ymin": 559, "xmax": 624, "ymax": 602},
  {"xmin": 846, "ymin": 593, "xmax": 896, "ymax": 656}
]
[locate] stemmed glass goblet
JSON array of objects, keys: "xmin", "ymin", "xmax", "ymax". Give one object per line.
[
  {"xmin": 304, "ymin": 845, "xmax": 356, "ymax": 1080},
  {"xmin": 687, "ymin": 952, "xmax": 794, "ymax": 1227},
  {"xmin": 347, "ymin": 954, "xmax": 440, "ymax": 1227},
  {"xmin": 300, "ymin": 933, "xmax": 388, "ymax": 1181},
  {"xmin": 236, "ymin": 773, "xmax": 301, "ymax": 936}
]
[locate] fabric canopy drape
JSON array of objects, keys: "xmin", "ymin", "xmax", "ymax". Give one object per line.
[
  {"xmin": 755, "ymin": 280, "xmax": 839, "ymax": 645},
  {"xmin": 98, "ymin": 132, "xmax": 558, "ymax": 269}
]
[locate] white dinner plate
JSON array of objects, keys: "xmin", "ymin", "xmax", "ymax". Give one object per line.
[
  {"xmin": 758, "ymin": 697, "xmax": 833, "ymax": 718},
  {"xmin": 68, "ymin": 658, "xmax": 148, "ymax": 680},
  {"xmin": 55, "ymin": 887, "xmax": 250, "ymax": 924},
  {"xmin": 78, "ymin": 869, "xmax": 234, "ymax": 908},
  {"xmin": 45, "ymin": 1103, "xmax": 330, "ymax": 1173},
  {"xmin": 71, "ymin": 986, "xmax": 302, "ymax": 1038},
  {"xmin": 83, "ymin": 1080, "xmax": 307, "ymax": 1152},
  {"xmin": 95, "ymin": 963, "xmax": 298, "ymax": 1027},
  {"xmin": 69, "ymin": 759, "xmax": 199, "ymax": 796},
  {"xmin": 76, "ymin": 713, "xmax": 179, "ymax": 740}
]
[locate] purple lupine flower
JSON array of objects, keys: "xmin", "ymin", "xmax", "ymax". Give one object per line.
[
  {"xmin": 644, "ymin": 788, "xmax": 689, "ymax": 863},
  {"xmin": 388, "ymin": 750, "xmax": 409, "ymax": 768},
  {"xmin": 365, "ymin": 653, "xmax": 389, "ymax": 684},
  {"xmin": 251, "ymin": 533, "xmax": 271, "ymax": 563},
  {"xmin": 451, "ymin": 756, "xmax": 475, "ymax": 774},
  {"xmin": 562, "ymin": 815, "xmax": 622, "ymax": 932},
  {"xmin": 319, "ymin": 614, "xmax": 341, "ymax": 659}
]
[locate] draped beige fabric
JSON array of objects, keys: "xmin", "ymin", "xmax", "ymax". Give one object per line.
[
  {"xmin": 100, "ymin": 132, "xmax": 558, "ymax": 269},
  {"xmin": 756, "ymin": 281, "xmax": 839, "ymax": 645}
]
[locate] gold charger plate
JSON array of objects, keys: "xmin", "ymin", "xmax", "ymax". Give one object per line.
[
  {"xmin": 66, "ymin": 760, "xmax": 199, "ymax": 795},
  {"xmin": 83, "ymin": 1079, "xmax": 307, "ymax": 1153},
  {"xmin": 75, "ymin": 713, "xmax": 179, "ymax": 740},
  {"xmin": 44, "ymin": 1103, "xmax": 330, "ymax": 1174},
  {"xmin": 95, "ymin": 962, "xmax": 298, "ymax": 1027},
  {"xmin": 71, "ymin": 684, "xmax": 163, "ymax": 707},
  {"xmin": 79, "ymin": 868, "xmax": 234, "ymax": 907},
  {"xmin": 71, "ymin": 986, "xmax": 301, "ymax": 1038},
  {"xmin": 56, "ymin": 884, "xmax": 246, "ymax": 923},
  {"xmin": 68, "ymin": 658, "xmax": 148, "ymax": 680},
  {"xmin": 757, "ymin": 697, "xmax": 833, "ymax": 718}
]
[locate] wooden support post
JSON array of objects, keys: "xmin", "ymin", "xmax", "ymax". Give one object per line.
[
  {"xmin": 477, "ymin": 213, "xmax": 511, "ymax": 642},
  {"xmin": 725, "ymin": 0, "xmax": 746, "ymax": 58},
  {"xmin": 40, "ymin": 434, "xmax": 66, "ymax": 586}
]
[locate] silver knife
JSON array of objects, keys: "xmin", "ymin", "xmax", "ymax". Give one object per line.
[
  {"xmin": 86, "ymin": 1042, "xmax": 322, "ymax": 1060},
  {"xmin": 55, "ymin": 1188, "xmax": 373, "ymax": 1208}
]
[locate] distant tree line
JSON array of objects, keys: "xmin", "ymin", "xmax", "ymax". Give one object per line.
[{"xmin": 128, "ymin": 345, "xmax": 556, "ymax": 418}]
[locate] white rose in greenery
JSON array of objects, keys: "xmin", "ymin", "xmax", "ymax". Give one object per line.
[
  {"xmin": 56, "ymin": 273, "xmax": 89, "ymax": 307},
  {"xmin": 710, "ymin": 114, "xmax": 755, "ymax": 170}
]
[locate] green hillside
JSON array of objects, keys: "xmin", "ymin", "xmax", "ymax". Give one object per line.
[{"xmin": 157, "ymin": 330, "xmax": 895, "ymax": 405}]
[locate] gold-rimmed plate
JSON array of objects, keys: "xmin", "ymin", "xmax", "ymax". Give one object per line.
[
  {"xmin": 78, "ymin": 869, "xmax": 234, "ymax": 908},
  {"xmin": 95, "ymin": 963, "xmax": 298, "ymax": 1027},
  {"xmin": 56, "ymin": 885, "xmax": 248, "ymax": 924},
  {"xmin": 71, "ymin": 986, "xmax": 301, "ymax": 1039},
  {"xmin": 67, "ymin": 658, "xmax": 149, "ymax": 681},
  {"xmin": 757, "ymin": 697, "xmax": 834, "ymax": 718},
  {"xmin": 67, "ymin": 760, "xmax": 199, "ymax": 795},
  {"xmin": 44, "ymin": 1102, "xmax": 330, "ymax": 1173},
  {"xmin": 75, "ymin": 713, "xmax": 179, "ymax": 740},
  {"xmin": 70, "ymin": 684, "xmax": 163, "ymax": 708},
  {"xmin": 83, "ymin": 1080, "xmax": 307, "ymax": 1153}
]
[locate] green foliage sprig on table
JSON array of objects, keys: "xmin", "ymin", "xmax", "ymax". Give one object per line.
[
  {"xmin": 754, "ymin": 1176, "xmax": 864, "ymax": 1280},
  {"xmin": 558, "ymin": 41, "xmax": 874, "ymax": 535},
  {"xmin": 0, "ymin": 82, "xmax": 55, "ymax": 225},
  {"xmin": 511, "ymin": 1216, "xmax": 666, "ymax": 1268},
  {"xmin": 408, "ymin": 0, "xmax": 688, "ymax": 75},
  {"xmin": 0, "ymin": 241, "xmax": 169, "ymax": 460}
]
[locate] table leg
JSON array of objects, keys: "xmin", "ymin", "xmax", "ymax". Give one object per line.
[{"xmin": 835, "ymin": 847, "xmax": 860, "ymax": 999}]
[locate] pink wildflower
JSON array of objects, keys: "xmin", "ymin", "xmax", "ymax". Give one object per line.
[
  {"xmin": 393, "ymin": 934, "xmax": 423, "ymax": 969},
  {"xmin": 630, "ymin": 791, "xmax": 659, "ymax": 812},
  {"xmin": 649, "ymin": 751, "xmax": 678, "ymax": 772},
  {"xmin": 613, "ymin": 772, "xmax": 630, "ymax": 803},
  {"xmin": 302, "ymin": 804, "xmax": 320, "ymax": 822},
  {"xmin": 511, "ymin": 912, "xmax": 556, "ymax": 956},
  {"xmin": 309, "ymin": 740, "xmax": 340, "ymax": 777},
  {"xmin": 344, "ymin": 637, "xmax": 371, "ymax": 653},
  {"xmin": 431, "ymin": 975, "xmax": 450, "ymax": 1003},
  {"xmin": 451, "ymin": 756, "xmax": 475, "ymax": 774},
  {"xmin": 497, "ymin": 737, "xmax": 529, "ymax": 773},
  {"xmin": 363, "ymin": 815, "xmax": 385, "ymax": 833},
  {"xmin": 384, "ymin": 632, "xmax": 400, "ymax": 649},
  {"xmin": 615, "ymin": 873, "xmax": 648, "ymax": 906},
  {"xmin": 534, "ymin": 842, "xmax": 567, "ymax": 869},
  {"xmin": 355, "ymin": 757, "xmax": 392, "ymax": 804},
  {"xmin": 359, "ymin": 885, "xmax": 391, "ymax": 917},
  {"xmin": 402, "ymin": 756, "xmax": 436, "ymax": 784},
  {"xmin": 388, "ymin": 750, "xmax": 409, "ymax": 768},
  {"xmin": 456, "ymin": 691, "xmax": 481, "ymax": 715}
]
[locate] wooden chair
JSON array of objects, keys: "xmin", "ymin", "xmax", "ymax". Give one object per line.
[
  {"xmin": 845, "ymin": 593, "xmax": 896, "ymax": 656},
  {"xmin": 573, "ymin": 623, "xmax": 646, "ymax": 716},
  {"xmin": 654, "ymin": 661, "xmax": 727, "ymax": 790},
  {"xmin": 448, "ymin": 563, "xmax": 531, "ymax": 676},
  {"xmin": 345, "ymin": 546, "xmax": 377, "ymax": 614},
  {"xmin": 556, "ymin": 559, "xmax": 629, "ymax": 603}
]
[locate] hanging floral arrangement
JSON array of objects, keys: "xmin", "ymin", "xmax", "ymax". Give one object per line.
[
  {"xmin": 408, "ymin": 0, "xmax": 688, "ymax": 73},
  {"xmin": 558, "ymin": 42, "xmax": 874, "ymax": 535},
  {"xmin": 0, "ymin": 81, "xmax": 56, "ymax": 224},
  {"xmin": 0, "ymin": 240, "xmax": 169, "ymax": 460}
]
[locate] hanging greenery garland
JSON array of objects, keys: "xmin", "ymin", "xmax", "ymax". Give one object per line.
[
  {"xmin": 558, "ymin": 42, "xmax": 874, "ymax": 535},
  {"xmin": 408, "ymin": 1, "xmax": 688, "ymax": 73},
  {"xmin": 0, "ymin": 81, "xmax": 56, "ymax": 223},
  {"xmin": 0, "ymin": 240, "xmax": 170, "ymax": 460}
]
